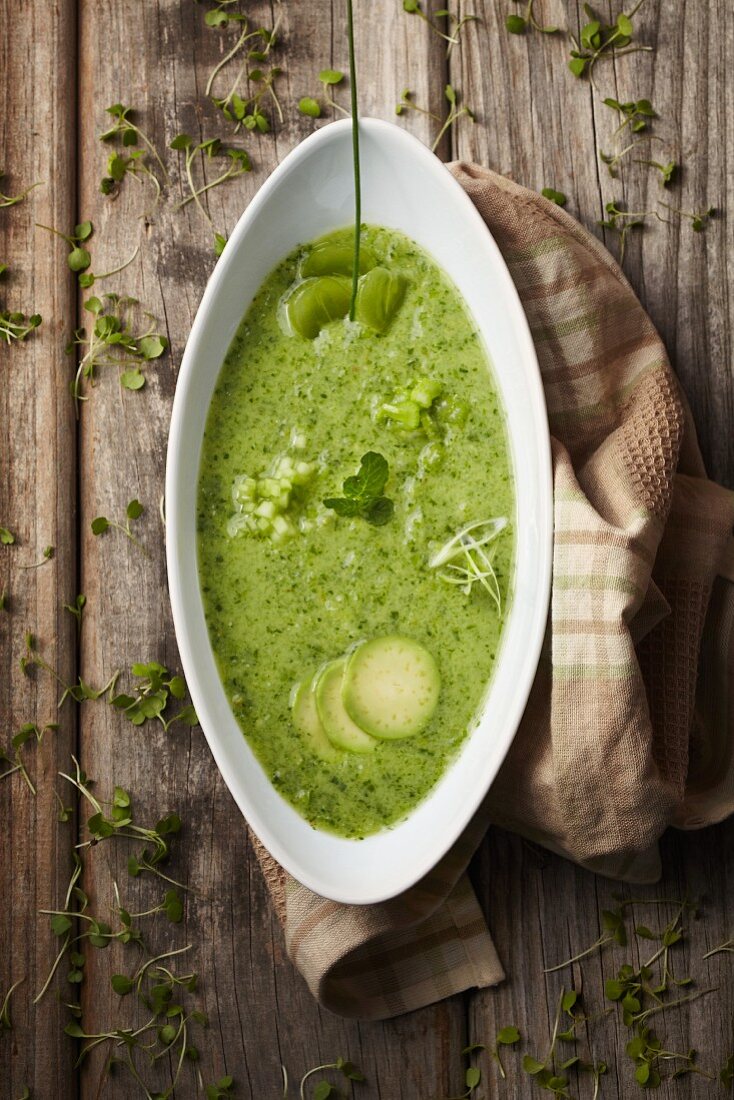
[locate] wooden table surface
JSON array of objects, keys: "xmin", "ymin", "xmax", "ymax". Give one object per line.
[{"xmin": 1, "ymin": 2, "xmax": 732, "ymax": 1098}]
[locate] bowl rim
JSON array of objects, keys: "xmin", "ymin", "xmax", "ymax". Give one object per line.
[{"xmin": 166, "ymin": 117, "xmax": 553, "ymax": 904}]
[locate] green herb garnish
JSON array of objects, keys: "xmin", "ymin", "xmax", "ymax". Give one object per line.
[
  {"xmin": 541, "ymin": 187, "xmax": 567, "ymax": 206},
  {"xmin": 0, "ymin": 266, "xmax": 41, "ymax": 344},
  {"xmin": 403, "ymin": 1, "xmax": 480, "ymax": 55},
  {"xmin": 324, "ymin": 452, "xmax": 394, "ymax": 526},
  {"xmin": 396, "ymin": 84, "xmax": 475, "ymax": 153},
  {"xmin": 505, "ymin": 1, "xmax": 558, "ymax": 35},
  {"xmin": 0, "ymin": 172, "xmax": 42, "ymax": 208},
  {"xmin": 67, "ymin": 293, "xmax": 168, "ymax": 409},
  {"xmin": 91, "ymin": 498, "xmax": 146, "ymax": 553},
  {"xmin": 170, "ymin": 135, "xmax": 251, "ymax": 229},
  {"xmin": 568, "ymin": 2, "xmax": 652, "ymax": 80}
]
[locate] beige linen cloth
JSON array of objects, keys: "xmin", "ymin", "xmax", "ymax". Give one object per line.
[{"xmin": 251, "ymin": 164, "xmax": 734, "ymax": 1020}]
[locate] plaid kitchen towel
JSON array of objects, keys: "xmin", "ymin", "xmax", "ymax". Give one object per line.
[{"xmin": 250, "ymin": 164, "xmax": 734, "ymax": 1019}]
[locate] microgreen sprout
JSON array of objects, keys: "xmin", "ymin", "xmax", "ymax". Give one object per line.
[
  {"xmin": 170, "ymin": 135, "xmax": 251, "ymax": 228},
  {"xmin": 460, "ymin": 1027, "xmax": 521, "ymax": 1084},
  {"xmin": 109, "ymin": 660, "xmax": 198, "ymax": 732},
  {"xmin": 659, "ymin": 201, "xmax": 716, "ymax": 232},
  {"xmin": 67, "ymin": 293, "xmax": 168, "ymax": 409},
  {"xmin": 36, "ymin": 219, "xmax": 94, "ymax": 277},
  {"xmin": 703, "ymin": 932, "xmax": 734, "ymax": 959},
  {"xmin": 603, "ymin": 95, "xmax": 656, "ymax": 135},
  {"xmin": 293, "ymin": 1057, "xmax": 365, "ymax": 1099},
  {"xmin": 0, "ymin": 172, "xmax": 42, "ymax": 208},
  {"xmin": 505, "ymin": 0, "xmax": 559, "ymax": 35},
  {"xmin": 91, "ymin": 498, "xmax": 146, "ymax": 554},
  {"xmin": 0, "ymin": 721, "xmax": 59, "ymax": 795},
  {"xmin": 21, "ymin": 630, "xmax": 119, "ymax": 707},
  {"xmin": 298, "ymin": 70, "xmax": 347, "ymax": 120},
  {"xmin": 0, "ymin": 977, "xmax": 23, "ymax": 1033},
  {"xmin": 429, "ymin": 517, "xmax": 507, "ymax": 612},
  {"xmin": 63, "ymin": 593, "xmax": 87, "ymax": 637},
  {"xmin": 636, "ymin": 159, "xmax": 677, "ymax": 187},
  {"xmin": 396, "ymin": 84, "xmax": 475, "ymax": 153},
  {"xmin": 0, "ymin": 267, "xmax": 41, "ymax": 344},
  {"xmin": 206, "ymin": 1078, "xmax": 236, "ymax": 1099},
  {"xmin": 541, "ymin": 187, "xmax": 567, "ymax": 206},
  {"xmin": 99, "ymin": 104, "xmax": 168, "ymax": 186},
  {"xmin": 203, "ymin": 5, "xmax": 282, "ymax": 132},
  {"xmin": 0, "ymin": 526, "xmax": 16, "ymax": 544},
  {"xmin": 403, "ymin": 1, "xmax": 480, "ymax": 55},
  {"xmin": 568, "ymin": 2, "xmax": 652, "ymax": 82},
  {"xmin": 521, "ymin": 989, "xmax": 583, "ymax": 1096},
  {"xmin": 18, "ymin": 545, "xmax": 54, "ymax": 570},
  {"xmin": 62, "ymin": 933, "xmax": 204, "ymax": 1096}
]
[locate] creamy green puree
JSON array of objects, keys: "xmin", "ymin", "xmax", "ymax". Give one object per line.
[{"xmin": 197, "ymin": 225, "xmax": 514, "ymax": 838}]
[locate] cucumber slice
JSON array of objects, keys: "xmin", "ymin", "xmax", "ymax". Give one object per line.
[
  {"xmin": 290, "ymin": 678, "xmax": 340, "ymax": 761},
  {"xmin": 301, "ymin": 240, "xmax": 376, "ymax": 278},
  {"xmin": 343, "ymin": 636, "xmax": 440, "ymax": 740},
  {"xmin": 284, "ymin": 275, "xmax": 352, "ymax": 339},
  {"xmin": 315, "ymin": 658, "xmax": 377, "ymax": 754}
]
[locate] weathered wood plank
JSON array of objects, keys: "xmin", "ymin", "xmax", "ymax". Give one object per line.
[
  {"xmin": 454, "ymin": 2, "xmax": 734, "ymax": 1094},
  {"xmin": 75, "ymin": 1, "xmax": 464, "ymax": 1096},
  {"xmin": 0, "ymin": 1, "xmax": 78, "ymax": 1097}
]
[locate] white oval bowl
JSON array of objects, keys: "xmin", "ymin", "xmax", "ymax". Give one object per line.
[{"xmin": 166, "ymin": 118, "xmax": 552, "ymax": 905}]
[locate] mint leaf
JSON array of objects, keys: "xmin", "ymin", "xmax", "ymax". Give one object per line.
[{"xmin": 323, "ymin": 452, "xmax": 393, "ymax": 525}]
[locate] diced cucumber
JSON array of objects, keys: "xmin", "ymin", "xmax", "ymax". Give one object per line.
[
  {"xmin": 343, "ymin": 636, "xmax": 440, "ymax": 740},
  {"xmin": 315, "ymin": 658, "xmax": 377, "ymax": 754},
  {"xmin": 290, "ymin": 678, "xmax": 340, "ymax": 761}
]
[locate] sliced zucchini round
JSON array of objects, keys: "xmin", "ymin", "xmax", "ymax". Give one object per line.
[
  {"xmin": 315, "ymin": 658, "xmax": 377, "ymax": 754},
  {"xmin": 342, "ymin": 636, "xmax": 440, "ymax": 740},
  {"xmin": 290, "ymin": 678, "xmax": 340, "ymax": 761}
]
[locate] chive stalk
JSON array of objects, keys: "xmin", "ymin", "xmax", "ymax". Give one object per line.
[{"xmin": 346, "ymin": 0, "xmax": 361, "ymax": 321}]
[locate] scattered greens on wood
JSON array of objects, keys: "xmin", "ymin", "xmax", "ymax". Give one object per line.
[
  {"xmin": 0, "ymin": 721, "xmax": 59, "ymax": 795},
  {"xmin": 110, "ymin": 660, "xmax": 198, "ymax": 732},
  {"xmin": 63, "ymin": 593, "xmax": 87, "ymax": 636},
  {"xmin": 66, "ymin": 293, "xmax": 168, "ymax": 409},
  {"xmin": 402, "ymin": 1, "xmax": 480, "ymax": 55},
  {"xmin": 298, "ymin": 70, "xmax": 347, "ymax": 120},
  {"xmin": 542, "ymin": 187, "xmax": 567, "ymax": 207},
  {"xmin": 506, "ymin": 0, "xmax": 559, "ymax": 36},
  {"xmin": 0, "ymin": 266, "xmax": 41, "ymax": 344},
  {"xmin": 283, "ymin": 1056, "xmax": 365, "ymax": 1099},
  {"xmin": 603, "ymin": 95, "xmax": 656, "ymax": 135},
  {"xmin": 201, "ymin": 3, "xmax": 282, "ymax": 133},
  {"xmin": 568, "ymin": 2, "xmax": 652, "ymax": 81},
  {"xmin": 323, "ymin": 452, "xmax": 394, "ymax": 526},
  {"xmin": 598, "ymin": 200, "xmax": 716, "ymax": 261},
  {"xmin": 0, "ymin": 172, "xmax": 42, "ymax": 208},
  {"xmin": 170, "ymin": 134, "xmax": 251, "ymax": 247},
  {"xmin": 18, "ymin": 545, "xmax": 54, "ymax": 570},
  {"xmin": 36, "ymin": 219, "xmax": 94, "ymax": 278},
  {"xmin": 99, "ymin": 104, "xmax": 168, "ymax": 213},
  {"xmin": 396, "ymin": 84, "xmax": 474, "ymax": 153},
  {"xmin": 0, "ymin": 978, "xmax": 23, "ymax": 1033},
  {"xmin": 92, "ymin": 498, "xmax": 146, "ymax": 554},
  {"xmin": 206, "ymin": 1078, "xmax": 236, "ymax": 1099}
]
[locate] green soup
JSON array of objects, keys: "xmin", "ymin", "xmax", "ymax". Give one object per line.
[{"xmin": 197, "ymin": 225, "xmax": 514, "ymax": 838}]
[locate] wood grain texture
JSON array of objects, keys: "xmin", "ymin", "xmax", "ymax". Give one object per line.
[
  {"xmin": 0, "ymin": 1, "xmax": 78, "ymax": 1097},
  {"xmin": 74, "ymin": 2, "xmax": 464, "ymax": 1097},
  {"xmin": 455, "ymin": 2, "xmax": 734, "ymax": 1094},
  {"xmin": 1, "ymin": 1, "xmax": 732, "ymax": 1097}
]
